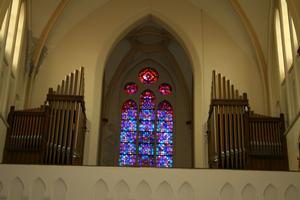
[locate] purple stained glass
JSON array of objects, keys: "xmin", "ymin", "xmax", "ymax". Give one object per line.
[
  {"xmin": 119, "ymin": 155, "xmax": 136, "ymax": 166},
  {"xmin": 157, "ymin": 110, "xmax": 173, "ymax": 121},
  {"xmin": 156, "ymin": 121, "xmax": 173, "ymax": 132},
  {"xmin": 139, "ymin": 143, "xmax": 154, "ymax": 155},
  {"xmin": 156, "ymin": 144, "xmax": 173, "ymax": 155},
  {"xmin": 139, "ymin": 120, "xmax": 155, "ymax": 132},
  {"xmin": 120, "ymin": 143, "xmax": 136, "ymax": 154},
  {"xmin": 159, "ymin": 83, "xmax": 172, "ymax": 95},
  {"xmin": 121, "ymin": 120, "xmax": 137, "ymax": 131},
  {"xmin": 138, "ymin": 155, "xmax": 155, "ymax": 167},
  {"xmin": 120, "ymin": 99, "xmax": 138, "ymax": 166},
  {"xmin": 139, "ymin": 109, "xmax": 155, "ymax": 120},
  {"xmin": 139, "ymin": 132, "xmax": 154, "ymax": 143},
  {"xmin": 120, "ymin": 131, "xmax": 136, "ymax": 143},
  {"xmin": 156, "ymin": 156, "xmax": 173, "ymax": 168},
  {"xmin": 122, "ymin": 109, "xmax": 137, "ymax": 120},
  {"xmin": 140, "ymin": 102, "xmax": 155, "ymax": 110},
  {"xmin": 157, "ymin": 132, "xmax": 173, "ymax": 144},
  {"xmin": 124, "ymin": 82, "xmax": 138, "ymax": 94},
  {"xmin": 138, "ymin": 67, "xmax": 159, "ymax": 84},
  {"xmin": 140, "ymin": 90, "xmax": 155, "ymax": 109}
]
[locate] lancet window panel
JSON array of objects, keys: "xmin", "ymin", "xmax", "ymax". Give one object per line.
[
  {"xmin": 137, "ymin": 90, "xmax": 156, "ymax": 167},
  {"xmin": 119, "ymin": 100, "xmax": 138, "ymax": 166}
]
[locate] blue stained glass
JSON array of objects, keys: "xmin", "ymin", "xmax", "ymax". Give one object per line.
[
  {"xmin": 156, "ymin": 132, "xmax": 172, "ymax": 144},
  {"xmin": 120, "ymin": 143, "xmax": 136, "ymax": 154},
  {"xmin": 120, "ymin": 131, "xmax": 136, "ymax": 143},
  {"xmin": 157, "ymin": 110, "xmax": 173, "ymax": 121},
  {"xmin": 139, "ymin": 143, "xmax": 154, "ymax": 155},
  {"xmin": 156, "ymin": 121, "xmax": 173, "ymax": 132},
  {"xmin": 140, "ymin": 101, "xmax": 155, "ymax": 109},
  {"xmin": 156, "ymin": 156, "xmax": 173, "ymax": 168},
  {"xmin": 138, "ymin": 155, "xmax": 155, "ymax": 167},
  {"xmin": 140, "ymin": 90, "xmax": 155, "ymax": 110},
  {"xmin": 121, "ymin": 120, "xmax": 137, "ymax": 131},
  {"xmin": 122, "ymin": 109, "xmax": 137, "ymax": 120},
  {"xmin": 139, "ymin": 132, "xmax": 154, "ymax": 143},
  {"xmin": 139, "ymin": 120, "xmax": 155, "ymax": 131},
  {"xmin": 119, "ymin": 155, "xmax": 136, "ymax": 166},
  {"xmin": 156, "ymin": 144, "xmax": 173, "ymax": 155},
  {"xmin": 139, "ymin": 109, "xmax": 155, "ymax": 120}
]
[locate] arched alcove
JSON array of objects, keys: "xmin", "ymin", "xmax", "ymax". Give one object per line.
[
  {"xmin": 98, "ymin": 17, "xmax": 194, "ymax": 168},
  {"xmin": 53, "ymin": 178, "xmax": 67, "ymax": 200},
  {"xmin": 9, "ymin": 177, "xmax": 24, "ymax": 200},
  {"xmin": 31, "ymin": 178, "xmax": 46, "ymax": 200}
]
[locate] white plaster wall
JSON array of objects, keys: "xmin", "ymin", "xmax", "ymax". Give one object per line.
[
  {"xmin": 30, "ymin": 0, "xmax": 266, "ymax": 167},
  {"xmin": 0, "ymin": 119, "xmax": 7, "ymax": 163},
  {"xmin": 0, "ymin": 165, "xmax": 299, "ymax": 200},
  {"xmin": 286, "ymin": 116, "xmax": 300, "ymax": 170}
]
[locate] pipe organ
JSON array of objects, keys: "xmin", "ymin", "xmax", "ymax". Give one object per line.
[
  {"xmin": 208, "ymin": 71, "xmax": 288, "ymax": 170},
  {"xmin": 3, "ymin": 67, "xmax": 86, "ymax": 165}
]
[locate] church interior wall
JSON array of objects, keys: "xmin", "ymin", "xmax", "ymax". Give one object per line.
[{"xmin": 29, "ymin": 0, "xmax": 267, "ymax": 167}]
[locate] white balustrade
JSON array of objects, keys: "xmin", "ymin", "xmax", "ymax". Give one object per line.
[{"xmin": 0, "ymin": 165, "xmax": 299, "ymax": 200}]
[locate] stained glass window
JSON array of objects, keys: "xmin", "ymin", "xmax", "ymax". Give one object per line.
[
  {"xmin": 138, "ymin": 67, "xmax": 159, "ymax": 84},
  {"xmin": 156, "ymin": 101, "xmax": 173, "ymax": 167},
  {"xmin": 138, "ymin": 90, "xmax": 155, "ymax": 167},
  {"xmin": 124, "ymin": 82, "xmax": 138, "ymax": 94},
  {"xmin": 159, "ymin": 83, "xmax": 172, "ymax": 95},
  {"xmin": 119, "ymin": 68, "xmax": 173, "ymax": 168},
  {"xmin": 119, "ymin": 100, "xmax": 137, "ymax": 166}
]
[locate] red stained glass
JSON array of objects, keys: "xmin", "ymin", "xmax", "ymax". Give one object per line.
[
  {"xmin": 157, "ymin": 100, "xmax": 173, "ymax": 111},
  {"xmin": 159, "ymin": 83, "xmax": 172, "ymax": 95},
  {"xmin": 138, "ymin": 67, "xmax": 159, "ymax": 84},
  {"xmin": 122, "ymin": 99, "xmax": 137, "ymax": 110},
  {"xmin": 124, "ymin": 82, "xmax": 138, "ymax": 94}
]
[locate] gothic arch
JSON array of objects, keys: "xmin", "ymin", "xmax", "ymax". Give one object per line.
[{"xmin": 98, "ymin": 19, "xmax": 194, "ymax": 168}]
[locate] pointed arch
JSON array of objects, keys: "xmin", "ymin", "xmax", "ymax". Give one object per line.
[
  {"xmin": 114, "ymin": 180, "xmax": 130, "ymax": 200},
  {"xmin": 264, "ymin": 184, "xmax": 278, "ymax": 200},
  {"xmin": 156, "ymin": 100, "xmax": 173, "ymax": 167},
  {"xmin": 53, "ymin": 178, "xmax": 67, "ymax": 200},
  {"xmin": 94, "ymin": 179, "xmax": 110, "ymax": 200},
  {"xmin": 156, "ymin": 181, "xmax": 174, "ymax": 200},
  {"xmin": 9, "ymin": 177, "xmax": 24, "ymax": 200},
  {"xmin": 119, "ymin": 99, "xmax": 138, "ymax": 166},
  {"xmin": 220, "ymin": 183, "xmax": 234, "ymax": 200},
  {"xmin": 99, "ymin": 14, "xmax": 194, "ymax": 168},
  {"xmin": 178, "ymin": 182, "xmax": 195, "ymax": 200},
  {"xmin": 136, "ymin": 180, "xmax": 152, "ymax": 200},
  {"xmin": 31, "ymin": 178, "xmax": 46, "ymax": 200}
]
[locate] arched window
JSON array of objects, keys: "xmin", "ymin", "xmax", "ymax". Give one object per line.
[
  {"xmin": 119, "ymin": 68, "xmax": 174, "ymax": 168},
  {"xmin": 119, "ymin": 100, "xmax": 138, "ymax": 166},
  {"xmin": 274, "ymin": 0, "xmax": 300, "ymax": 123}
]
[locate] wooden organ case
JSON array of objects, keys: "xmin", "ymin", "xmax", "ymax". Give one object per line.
[
  {"xmin": 3, "ymin": 68, "xmax": 86, "ymax": 165},
  {"xmin": 207, "ymin": 71, "xmax": 288, "ymax": 170}
]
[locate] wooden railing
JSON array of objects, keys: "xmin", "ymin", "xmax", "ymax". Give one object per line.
[
  {"xmin": 3, "ymin": 67, "xmax": 86, "ymax": 165},
  {"xmin": 207, "ymin": 70, "xmax": 288, "ymax": 170}
]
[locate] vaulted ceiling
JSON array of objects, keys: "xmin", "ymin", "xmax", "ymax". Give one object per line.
[{"xmin": 29, "ymin": 0, "xmax": 273, "ymax": 67}]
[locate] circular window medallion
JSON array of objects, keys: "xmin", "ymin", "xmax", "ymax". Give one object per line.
[{"xmin": 138, "ymin": 67, "xmax": 159, "ymax": 84}]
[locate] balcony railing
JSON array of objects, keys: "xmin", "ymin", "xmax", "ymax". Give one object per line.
[{"xmin": 0, "ymin": 165, "xmax": 299, "ymax": 200}]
